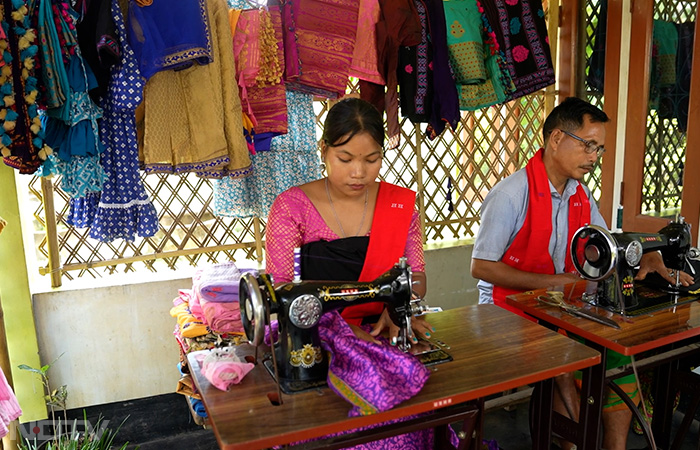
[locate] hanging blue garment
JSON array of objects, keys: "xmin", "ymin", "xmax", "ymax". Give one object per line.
[
  {"xmin": 44, "ymin": 54, "xmax": 106, "ymax": 199},
  {"xmin": 78, "ymin": 0, "xmax": 158, "ymax": 241},
  {"xmin": 127, "ymin": 0, "xmax": 213, "ymax": 80}
]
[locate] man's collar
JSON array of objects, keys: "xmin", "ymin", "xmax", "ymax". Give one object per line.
[{"xmin": 549, "ymin": 178, "xmax": 579, "ymax": 197}]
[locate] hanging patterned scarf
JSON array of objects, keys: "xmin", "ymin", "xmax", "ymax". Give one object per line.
[
  {"xmin": 0, "ymin": 0, "xmax": 51, "ymax": 174},
  {"xmin": 480, "ymin": 0, "xmax": 555, "ymax": 101}
]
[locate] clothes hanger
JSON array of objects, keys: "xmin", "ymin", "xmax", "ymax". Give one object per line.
[{"xmin": 242, "ymin": 0, "xmax": 267, "ymax": 11}]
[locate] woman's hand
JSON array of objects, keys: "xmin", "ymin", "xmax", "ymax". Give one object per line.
[
  {"xmin": 368, "ymin": 309, "xmax": 436, "ymax": 346},
  {"xmin": 347, "ymin": 323, "xmax": 381, "ymax": 345}
]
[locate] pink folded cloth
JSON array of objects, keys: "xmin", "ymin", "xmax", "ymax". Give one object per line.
[
  {"xmin": 189, "ymin": 289, "xmax": 206, "ymax": 322},
  {"xmin": 195, "ymin": 348, "xmax": 254, "ymax": 391},
  {"xmin": 200, "ymin": 300, "xmax": 244, "ymax": 334}
]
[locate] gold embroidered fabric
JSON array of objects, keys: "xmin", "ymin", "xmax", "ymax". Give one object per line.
[
  {"xmin": 139, "ymin": 0, "xmax": 251, "ymax": 178},
  {"xmin": 255, "ymin": 9, "xmax": 282, "ymax": 87}
]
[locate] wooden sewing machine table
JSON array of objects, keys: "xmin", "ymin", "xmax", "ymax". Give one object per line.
[
  {"xmin": 506, "ymin": 282, "xmax": 700, "ymax": 450},
  {"xmin": 187, "ymin": 304, "xmax": 600, "ymax": 450}
]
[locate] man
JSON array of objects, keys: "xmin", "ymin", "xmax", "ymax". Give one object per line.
[{"xmin": 471, "ymin": 97, "xmax": 692, "ymax": 450}]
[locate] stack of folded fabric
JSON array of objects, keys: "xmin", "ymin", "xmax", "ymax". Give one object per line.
[
  {"xmin": 170, "ymin": 261, "xmax": 258, "ymax": 421},
  {"xmin": 192, "ymin": 262, "xmax": 258, "ymax": 334}
]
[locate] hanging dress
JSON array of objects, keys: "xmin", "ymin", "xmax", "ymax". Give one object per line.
[
  {"xmin": 214, "ymin": 88, "xmax": 319, "ymax": 218},
  {"xmin": 44, "ymin": 50, "xmax": 106, "ymax": 200},
  {"xmin": 127, "ymin": 0, "xmax": 213, "ymax": 80},
  {"xmin": 443, "ymin": 0, "xmax": 512, "ymax": 111},
  {"xmin": 80, "ymin": 0, "xmax": 158, "ymax": 241},
  {"xmin": 137, "ymin": 0, "xmax": 251, "ymax": 178},
  {"xmin": 232, "ymin": 5, "xmax": 287, "ymax": 151},
  {"xmin": 75, "ymin": 0, "xmax": 120, "ymax": 103},
  {"xmin": 0, "ymin": 367, "xmax": 21, "ymax": 439},
  {"xmin": 280, "ymin": 0, "xmax": 359, "ymax": 98}
]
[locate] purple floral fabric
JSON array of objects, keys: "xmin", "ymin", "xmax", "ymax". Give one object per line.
[
  {"xmin": 265, "ymin": 312, "xmax": 459, "ymax": 449},
  {"xmin": 318, "ymin": 311, "xmax": 429, "ymax": 415}
]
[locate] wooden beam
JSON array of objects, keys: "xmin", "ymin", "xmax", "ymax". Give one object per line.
[
  {"xmin": 680, "ymin": 18, "xmax": 700, "ymax": 245},
  {"xmin": 621, "ymin": 0, "xmax": 664, "ymax": 232},
  {"xmin": 557, "ymin": 0, "xmax": 580, "ymax": 100},
  {"xmin": 598, "ymin": 0, "xmax": 625, "ymax": 225}
]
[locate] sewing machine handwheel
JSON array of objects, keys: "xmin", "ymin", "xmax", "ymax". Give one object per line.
[
  {"xmin": 239, "ymin": 273, "xmax": 266, "ymax": 346},
  {"xmin": 571, "ymin": 225, "xmax": 617, "ymax": 281}
]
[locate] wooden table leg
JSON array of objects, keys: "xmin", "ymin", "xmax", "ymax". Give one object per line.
[
  {"xmin": 531, "ymin": 379, "xmax": 554, "ymax": 450},
  {"xmin": 651, "ymin": 359, "xmax": 677, "ymax": 450},
  {"xmin": 576, "ymin": 344, "xmax": 607, "ymax": 450}
]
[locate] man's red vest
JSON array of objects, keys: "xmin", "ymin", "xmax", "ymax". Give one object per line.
[{"xmin": 492, "ymin": 148, "xmax": 590, "ymax": 317}]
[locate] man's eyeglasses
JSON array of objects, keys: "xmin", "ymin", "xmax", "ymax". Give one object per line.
[{"xmin": 560, "ymin": 129, "xmax": 606, "ymax": 157}]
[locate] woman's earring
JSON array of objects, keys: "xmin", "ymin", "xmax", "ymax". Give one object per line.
[{"xmin": 320, "ymin": 161, "xmax": 326, "ymax": 172}]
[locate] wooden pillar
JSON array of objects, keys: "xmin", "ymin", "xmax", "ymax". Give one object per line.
[
  {"xmin": 557, "ymin": 0, "xmax": 581, "ymax": 100},
  {"xmin": 680, "ymin": 18, "xmax": 700, "ymax": 245},
  {"xmin": 598, "ymin": 0, "xmax": 626, "ymax": 226}
]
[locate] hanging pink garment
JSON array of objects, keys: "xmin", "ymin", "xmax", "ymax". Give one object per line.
[
  {"xmin": 0, "ymin": 367, "xmax": 21, "ymax": 438},
  {"xmin": 349, "ymin": 0, "xmax": 385, "ymax": 85},
  {"xmin": 243, "ymin": 7, "xmax": 288, "ymax": 135},
  {"xmin": 281, "ymin": 0, "xmax": 359, "ymax": 97}
]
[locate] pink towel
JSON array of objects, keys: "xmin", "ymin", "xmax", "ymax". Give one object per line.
[{"xmin": 195, "ymin": 348, "xmax": 254, "ymax": 391}]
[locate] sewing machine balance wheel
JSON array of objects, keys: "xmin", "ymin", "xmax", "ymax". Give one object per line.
[
  {"xmin": 571, "ymin": 225, "xmax": 623, "ymax": 281},
  {"xmin": 239, "ymin": 272, "xmax": 267, "ymax": 346}
]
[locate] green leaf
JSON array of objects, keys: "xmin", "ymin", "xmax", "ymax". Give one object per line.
[{"xmin": 17, "ymin": 364, "xmax": 43, "ymax": 375}]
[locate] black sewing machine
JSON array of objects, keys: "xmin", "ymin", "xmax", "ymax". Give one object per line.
[
  {"xmin": 238, "ymin": 258, "xmax": 448, "ymax": 394},
  {"xmin": 570, "ymin": 217, "xmax": 700, "ymax": 316}
]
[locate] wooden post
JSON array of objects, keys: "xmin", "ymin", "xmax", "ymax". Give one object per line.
[
  {"xmin": 253, "ymin": 216, "xmax": 264, "ymax": 265},
  {"xmin": 40, "ymin": 178, "xmax": 62, "ymax": 288},
  {"xmin": 414, "ymin": 123, "xmax": 426, "ymax": 244}
]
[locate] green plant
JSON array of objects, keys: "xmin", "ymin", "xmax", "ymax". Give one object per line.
[
  {"xmin": 18, "ymin": 357, "xmax": 137, "ymax": 450},
  {"xmin": 19, "ymin": 353, "xmax": 68, "ymax": 421},
  {"xmin": 18, "ymin": 413, "xmax": 135, "ymax": 450}
]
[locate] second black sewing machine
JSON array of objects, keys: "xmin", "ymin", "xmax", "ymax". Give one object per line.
[
  {"xmin": 238, "ymin": 257, "xmax": 449, "ymax": 394},
  {"xmin": 570, "ymin": 216, "xmax": 700, "ymax": 316}
]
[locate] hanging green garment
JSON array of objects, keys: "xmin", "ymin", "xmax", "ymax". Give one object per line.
[
  {"xmin": 649, "ymin": 20, "xmax": 678, "ymax": 111},
  {"xmin": 443, "ymin": 0, "xmax": 511, "ymax": 111},
  {"xmin": 36, "ymin": 0, "xmax": 81, "ymax": 122}
]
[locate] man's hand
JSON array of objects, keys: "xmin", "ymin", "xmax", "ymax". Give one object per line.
[{"xmin": 635, "ymin": 251, "xmax": 694, "ymax": 286}]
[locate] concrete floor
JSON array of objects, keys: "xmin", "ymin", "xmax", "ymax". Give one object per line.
[
  {"xmin": 87, "ymin": 391, "xmax": 699, "ymax": 449},
  {"xmin": 483, "ymin": 398, "xmax": 700, "ymax": 450}
]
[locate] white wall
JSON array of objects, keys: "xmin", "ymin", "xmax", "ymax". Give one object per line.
[
  {"xmin": 31, "ymin": 244, "xmax": 479, "ymax": 409},
  {"xmin": 32, "ymin": 278, "xmax": 190, "ymax": 409}
]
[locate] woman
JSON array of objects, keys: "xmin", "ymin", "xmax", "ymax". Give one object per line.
[
  {"xmin": 264, "ymin": 98, "xmax": 460, "ymax": 450},
  {"xmin": 265, "ymin": 97, "xmax": 434, "ymax": 345}
]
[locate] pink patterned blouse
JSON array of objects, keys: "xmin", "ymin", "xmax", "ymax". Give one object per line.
[{"xmin": 265, "ymin": 186, "xmax": 425, "ymax": 283}]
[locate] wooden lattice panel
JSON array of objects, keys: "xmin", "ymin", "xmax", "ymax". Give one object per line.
[
  {"xmin": 582, "ymin": 0, "xmax": 605, "ymax": 202},
  {"xmin": 26, "ymin": 173, "xmax": 261, "ymax": 281},
  {"xmin": 640, "ymin": 0, "xmax": 696, "ymax": 216},
  {"xmin": 23, "ymin": 9, "xmax": 562, "ymax": 284}
]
